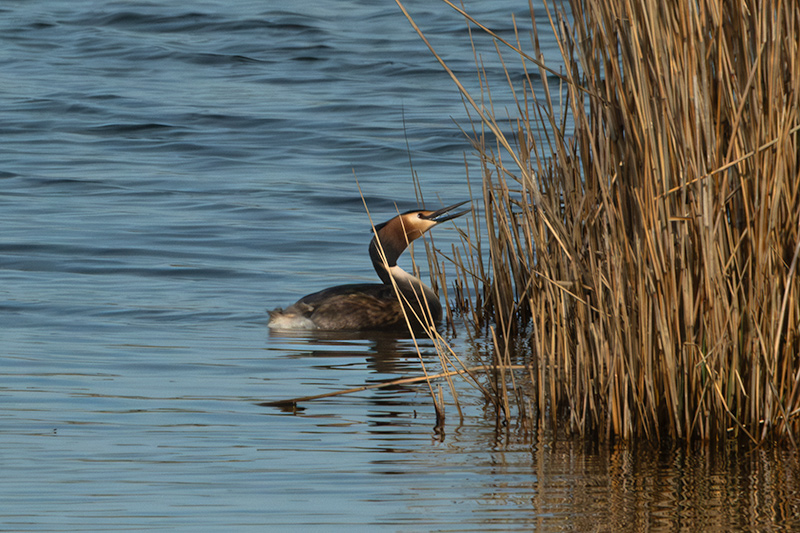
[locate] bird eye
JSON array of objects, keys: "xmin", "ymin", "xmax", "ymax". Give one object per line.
[{"xmin": 417, "ymin": 213, "xmax": 424, "ymax": 218}]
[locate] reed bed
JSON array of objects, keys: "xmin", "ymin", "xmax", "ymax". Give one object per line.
[{"xmin": 399, "ymin": 0, "xmax": 800, "ymax": 444}]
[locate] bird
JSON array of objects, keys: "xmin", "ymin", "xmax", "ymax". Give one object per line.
[{"xmin": 268, "ymin": 201, "xmax": 470, "ymax": 331}]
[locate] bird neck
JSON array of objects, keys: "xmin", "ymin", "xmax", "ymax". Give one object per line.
[
  {"xmin": 369, "ymin": 230, "xmax": 407, "ymax": 284},
  {"xmin": 368, "ymin": 235, "xmax": 433, "ymax": 293},
  {"xmin": 368, "ymin": 232, "xmax": 442, "ymax": 322}
]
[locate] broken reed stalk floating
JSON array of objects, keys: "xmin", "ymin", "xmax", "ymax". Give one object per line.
[
  {"xmin": 398, "ymin": 0, "xmax": 800, "ymax": 445},
  {"xmin": 260, "ymin": 364, "xmax": 530, "ymax": 408}
]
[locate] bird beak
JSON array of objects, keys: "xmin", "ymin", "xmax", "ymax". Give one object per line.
[{"xmin": 421, "ymin": 201, "xmax": 471, "ymax": 223}]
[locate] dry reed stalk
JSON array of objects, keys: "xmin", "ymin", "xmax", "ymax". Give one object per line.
[
  {"xmin": 260, "ymin": 363, "xmax": 531, "ymax": 407},
  {"xmin": 358, "ymin": 179, "xmax": 502, "ymax": 420},
  {"xmin": 398, "ymin": 0, "xmax": 800, "ymax": 444}
]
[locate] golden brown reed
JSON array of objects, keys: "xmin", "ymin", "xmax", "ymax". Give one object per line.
[{"xmin": 398, "ymin": 0, "xmax": 800, "ymax": 444}]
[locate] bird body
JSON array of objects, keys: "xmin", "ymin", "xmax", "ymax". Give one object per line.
[{"xmin": 268, "ymin": 202, "xmax": 468, "ymax": 331}]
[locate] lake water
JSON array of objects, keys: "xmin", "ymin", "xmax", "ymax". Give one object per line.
[{"xmin": 2, "ymin": 1, "xmax": 799, "ymax": 531}]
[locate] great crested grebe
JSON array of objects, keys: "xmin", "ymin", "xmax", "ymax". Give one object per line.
[{"xmin": 268, "ymin": 201, "xmax": 469, "ymax": 331}]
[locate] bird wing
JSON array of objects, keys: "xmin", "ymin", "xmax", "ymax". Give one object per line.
[{"xmin": 297, "ymin": 284, "xmax": 407, "ymax": 330}]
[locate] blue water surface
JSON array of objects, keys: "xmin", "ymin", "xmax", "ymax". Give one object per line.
[{"xmin": 2, "ymin": 1, "xmax": 799, "ymax": 531}]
